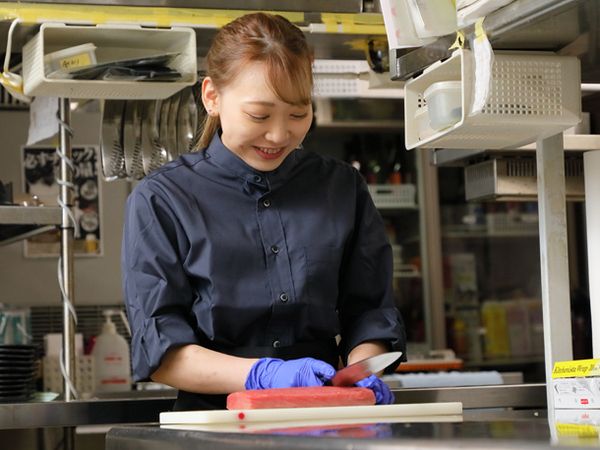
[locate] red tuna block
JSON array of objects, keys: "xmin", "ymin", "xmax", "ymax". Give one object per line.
[{"xmin": 226, "ymin": 386, "xmax": 375, "ymax": 410}]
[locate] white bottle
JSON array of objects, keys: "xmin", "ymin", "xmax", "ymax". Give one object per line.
[{"xmin": 92, "ymin": 309, "xmax": 132, "ymax": 393}]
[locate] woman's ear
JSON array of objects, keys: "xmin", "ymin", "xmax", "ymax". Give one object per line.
[{"xmin": 201, "ymin": 77, "xmax": 219, "ymax": 117}]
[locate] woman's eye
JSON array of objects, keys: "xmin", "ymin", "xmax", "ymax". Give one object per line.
[
  {"xmin": 247, "ymin": 113, "xmax": 268, "ymax": 121},
  {"xmin": 291, "ymin": 113, "xmax": 309, "ymax": 119}
]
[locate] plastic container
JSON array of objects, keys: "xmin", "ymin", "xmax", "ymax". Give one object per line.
[
  {"xmin": 44, "ymin": 43, "xmax": 97, "ymax": 79},
  {"xmin": 22, "ymin": 23, "xmax": 197, "ymax": 99},
  {"xmin": 92, "ymin": 309, "xmax": 131, "ymax": 393},
  {"xmin": 423, "ymin": 81, "xmax": 462, "ymax": 131},
  {"xmin": 404, "ymin": 49, "xmax": 581, "ymax": 150}
]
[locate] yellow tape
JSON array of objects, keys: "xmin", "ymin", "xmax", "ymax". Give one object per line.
[
  {"xmin": 556, "ymin": 423, "xmax": 599, "ymax": 438},
  {"xmin": 0, "ymin": 3, "xmax": 304, "ymax": 27},
  {"xmin": 474, "ymin": 17, "xmax": 487, "ymax": 42},
  {"xmin": 449, "ymin": 30, "xmax": 465, "ymax": 50},
  {"xmin": 552, "ymin": 359, "xmax": 600, "ymax": 379},
  {"xmin": 320, "ymin": 13, "xmax": 386, "ymax": 35}
]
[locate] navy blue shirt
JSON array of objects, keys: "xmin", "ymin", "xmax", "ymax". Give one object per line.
[{"xmin": 122, "ymin": 133, "xmax": 406, "ymax": 381}]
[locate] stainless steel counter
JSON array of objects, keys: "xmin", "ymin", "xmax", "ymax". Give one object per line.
[
  {"xmin": 0, "ymin": 384, "xmax": 548, "ymax": 430},
  {"xmin": 105, "ymin": 410, "xmax": 598, "ymax": 450},
  {"xmin": 0, "ymin": 384, "xmax": 549, "ymax": 430},
  {"xmin": 0, "ymin": 397, "xmax": 175, "ymax": 430}
]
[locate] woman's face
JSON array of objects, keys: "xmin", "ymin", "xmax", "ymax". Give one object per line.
[{"xmin": 202, "ymin": 62, "xmax": 313, "ymax": 172}]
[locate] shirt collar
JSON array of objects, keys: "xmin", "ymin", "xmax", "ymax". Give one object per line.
[{"xmin": 203, "ymin": 131, "xmax": 304, "ymax": 193}]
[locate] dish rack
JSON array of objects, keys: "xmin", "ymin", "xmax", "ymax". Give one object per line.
[
  {"xmin": 22, "ymin": 23, "xmax": 197, "ymax": 99},
  {"xmin": 404, "ymin": 49, "xmax": 581, "ymax": 149},
  {"xmin": 367, "ymin": 184, "xmax": 416, "ymax": 209}
]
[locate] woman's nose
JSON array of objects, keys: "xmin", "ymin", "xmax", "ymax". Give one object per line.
[{"xmin": 265, "ymin": 120, "xmax": 290, "ymax": 144}]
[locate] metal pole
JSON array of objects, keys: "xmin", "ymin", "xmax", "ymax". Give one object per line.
[
  {"xmin": 583, "ymin": 150, "xmax": 600, "ymax": 358},
  {"xmin": 59, "ymin": 98, "xmax": 76, "ymax": 450},
  {"xmin": 536, "ymin": 133, "xmax": 573, "ymax": 411},
  {"xmin": 418, "ymin": 150, "xmax": 445, "ymax": 349}
]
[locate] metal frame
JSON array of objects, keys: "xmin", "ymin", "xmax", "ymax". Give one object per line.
[
  {"xmin": 536, "ymin": 134, "xmax": 574, "ymax": 410},
  {"xmin": 584, "ymin": 150, "xmax": 600, "ymax": 357}
]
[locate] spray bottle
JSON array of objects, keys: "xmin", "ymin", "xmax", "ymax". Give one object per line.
[{"xmin": 92, "ymin": 309, "xmax": 132, "ymax": 393}]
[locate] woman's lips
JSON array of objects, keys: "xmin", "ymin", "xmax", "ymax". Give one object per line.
[{"xmin": 254, "ymin": 146, "xmax": 285, "ymax": 160}]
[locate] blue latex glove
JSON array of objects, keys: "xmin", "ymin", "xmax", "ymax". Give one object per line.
[
  {"xmin": 356, "ymin": 374, "xmax": 395, "ymax": 405},
  {"xmin": 245, "ymin": 357, "xmax": 336, "ymax": 390}
]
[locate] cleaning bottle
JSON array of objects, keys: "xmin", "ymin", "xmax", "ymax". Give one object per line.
[{"xmin": 92, "ymin": 309, "xmax": 132, "ymax": 393}]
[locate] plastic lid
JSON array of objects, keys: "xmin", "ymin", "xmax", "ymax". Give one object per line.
[{"xmin": 423, "ymin": 80, "xmax": 461, "ymax": 100}]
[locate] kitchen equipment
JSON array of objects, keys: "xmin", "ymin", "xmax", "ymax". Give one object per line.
[
  {"xmin": 122, "ymin": 100, "xmax": 145, "ymax": 180},
  {"xmin": 0, "ymin": 344, "xmax": 38, "ymax": 402},
  {"xmin": 423, "ymin": 81, "xmax": 462, "ymax": 131},
  {"xmin": 160, "ymin": 401, "xmax": 462, "ymax": 426},
  {"xmin": 177, "ymin": 86, "xmax": 198, "ymax": 154},
  {"xmin": 141, "ymin": 100, "xmax": 165, "ymax": 176},
  {"xmin": 329, "ymin": 351, "xmax": 402, "ymax": 387},
  {"xmin": 167, "ymin": 91, "xmax": 181, "ymax": 159},
  {"xmin": 100, "ymin": 100, "xmax": 127, "ymax": 180}
]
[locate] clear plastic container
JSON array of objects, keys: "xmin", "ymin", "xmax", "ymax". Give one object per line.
[
  {"xmin": 423, "ymin": 80, "xmax": 462, "ymax": 131},
  {"xmin": 44, "ymin": 43, "xmax": 97, "ymax": 79}
]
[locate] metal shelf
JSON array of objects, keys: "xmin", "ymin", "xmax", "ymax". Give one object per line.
[
  {"xmin": 0, "ymin": 205, "xmax": 61, "ymax": 246},
  {"xmin": 0, "ymin": 205, "xmax": 61, "ymax": 225},
  {"xmin": 432, "ymin": 134, "xmax": 600, "ymax": 167},
  {"xmin": 391, "ymin": 0, "xmax": 590, "ymax": 81},
  {"xmin": 0, "ymin": 224, "xmax": 56, "ymax": 247}
]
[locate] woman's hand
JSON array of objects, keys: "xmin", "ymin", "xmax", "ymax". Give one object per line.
[
  {"xmin": 355, "ymin": 374, "xmax": 395, "ymax": 405},
  {"xmin": 245, "ymin": 357, "xmax": 336, "ymax": 390}
]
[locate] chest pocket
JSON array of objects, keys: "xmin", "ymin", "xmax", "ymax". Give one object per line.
[{"xmin": 304, "ymin": 246, "xmax": 343, "ymax": 305}]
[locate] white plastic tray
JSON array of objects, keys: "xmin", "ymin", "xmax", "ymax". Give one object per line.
[
  {"xmin": 22, "ymin": 23, "xmax": 197, "ymax": 100},
  {"xmin": 405, "ymin": 49, "xmax": 581, "ymax": 149}
]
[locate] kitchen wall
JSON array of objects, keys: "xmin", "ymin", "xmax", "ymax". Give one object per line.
[{"xmin": 0, "ymin": 108, "xmax": 130, "ymax": 306}]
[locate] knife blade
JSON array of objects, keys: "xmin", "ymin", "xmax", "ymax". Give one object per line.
[{"xmin": 328, "ymin": 351, "xmax": 403, "ymax": 387}]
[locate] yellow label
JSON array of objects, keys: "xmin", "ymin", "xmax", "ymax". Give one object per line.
[
  {"xmin": 59, "ymin": 53, "xmax": 92, "ymax": 71},
  {"xmin": 552, "ymin": 359, "xmax": 600, "ymax": 379},
  {"xmin": 556, "ymin": 423, "xmax": 599, "ymax": 438}
]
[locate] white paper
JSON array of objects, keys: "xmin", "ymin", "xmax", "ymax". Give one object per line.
[
  {"xmin": 470, "ymin": 34, "xmax": 494, "ymax": 115},
  {"xmin": 27, "ymin": 96, "xmax": 59, "ymax": 145}
]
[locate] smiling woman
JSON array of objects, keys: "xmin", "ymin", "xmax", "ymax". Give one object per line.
[
  {"xmin": 121, "ymin": 12, "xmax": 406, "ymax": 412},
  {"xmin": 201, "ymin": 61, "xmax": 312, "ymax": 172}
]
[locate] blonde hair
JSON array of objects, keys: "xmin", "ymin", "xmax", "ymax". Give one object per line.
[{"xmin": 197, "ymin": 13, "xmax": 313, "ymax": 150}]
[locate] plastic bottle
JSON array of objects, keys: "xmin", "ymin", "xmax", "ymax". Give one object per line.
[{"xmin": 92, "ymin": 309, "xmax": 132, "ymax": 393}]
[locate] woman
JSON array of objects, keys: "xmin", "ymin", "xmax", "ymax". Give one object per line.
[{"xmin": 122, "ymin": 12, "xmax": 406, "ymax": 411}]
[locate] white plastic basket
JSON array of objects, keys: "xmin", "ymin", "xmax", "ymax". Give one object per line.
[
  {"xmin": 405, "ymin": 49, "xmax": 581, "ymax": 149},
  {"xmin": 367, "ymin": 184, "xmax": 416, "ymax": 209},
  {"xmin": 22, "ymin": 23, "xmax": 197, "ymax": 99},
  {"xmin": 43, "ymin": 355, "xmax": 95, "ymax": 395}
]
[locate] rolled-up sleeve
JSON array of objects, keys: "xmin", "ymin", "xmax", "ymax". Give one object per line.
[
  {"xmin": 122, "ymin": 182, "xmax": 199, "ymax": 381},
  {"xmin": 338, "ymin": 172, "xmax": 407, "ymax": 367}
]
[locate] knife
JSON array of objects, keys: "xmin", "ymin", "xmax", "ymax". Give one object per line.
[{"xmin": 328, "ymin": 351, "xmax": 403, "ymax": 387}]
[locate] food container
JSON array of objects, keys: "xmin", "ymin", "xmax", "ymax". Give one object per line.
[
  {"xmin": 44, "ymin": 43, "xmax": 97, "ymax": 79},
  {"xmin": 423, "ymin": 80, "xmax": 462, "ymax": 131}
]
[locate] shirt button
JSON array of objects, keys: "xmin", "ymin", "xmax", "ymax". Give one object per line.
[
  {"xmin": 272, "ymin": 340, "xmax": 281, "ymax": 348},
  {"xmin": 263, "ymin": 199, "xmax": 271, "ymax": 208},
  {"xmin": 270, "ymin": 245, "xmax": 279, "ymax": 254},
  {"xmin": 254, "ymin": 175, "xmax": 262, "ymax": 183},
  {"xmin": 279, "ymin": 292, "xmax": 289, "ymax": 303}
]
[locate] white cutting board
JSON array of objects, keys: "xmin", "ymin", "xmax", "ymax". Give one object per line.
[
  {"xmin": 161, "ymin": 413, "xmax": 464, "ymax": 433},
  {"xmin": 160, "ymin": 402, "xmax": 463, "ymax": 425}
]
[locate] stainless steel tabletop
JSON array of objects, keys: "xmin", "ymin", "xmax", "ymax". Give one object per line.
[
  {"xmin": 105, "ymin": 411, "xmax": 599, "ymax": 450},
  {"xmin": 0, "ymin": 384, "xmax": 547, "ymax": 430}
]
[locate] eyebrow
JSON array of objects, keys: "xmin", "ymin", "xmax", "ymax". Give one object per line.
[
  {"xmin": 243, "ymin": 101, "xmax": 275, "ymax": 106},
  {"xmin": 243, "ymin": 100, "xmax": 309, "ymax": 108}
]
